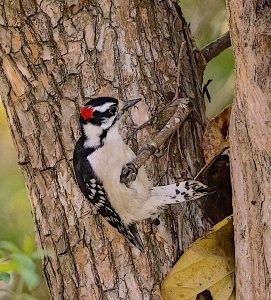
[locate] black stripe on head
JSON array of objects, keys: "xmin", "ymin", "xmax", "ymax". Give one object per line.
[
  {"xmin": 80, "ymin": 97, "xmax": 119, "ymax": 126},
  {"xmin": 84, "ymin": 97, "xmax": 118, "ymax": 108}
]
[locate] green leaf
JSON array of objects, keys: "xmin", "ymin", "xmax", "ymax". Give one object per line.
[
  {"xmin": 0, "ymin": 271, "xmax": 10, "ymax": 283},
  {"xmin": 19, "ymin": 268, "xmax": 39, "ymax": 290},
  {"xmin": 11, "ymin": 253, "xmax": 39, "ymax": 289},
  {"xmin": 0, "ymin": 247, "xmax": 42, "ymax": 290},
  {"xmin": 0, "ymin": 260, "xmax": 17, "ymax": 272},
  {"xmin": 0, "ymin": 241, "xmax": 21, "ymax": 254},
  {"xmin": 11, "ymin": 253, "xmax": 35, "ymax": 270}
]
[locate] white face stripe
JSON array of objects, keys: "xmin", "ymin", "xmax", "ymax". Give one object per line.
[
  {"xmin": 83, "ymin": 117, "xmax": 117, "ymax": 147},
  {"xmin": 94, "ymin": 102, "xmax": 116, "ymax": 113},
  {"xmin": 101, "ymin": 116, "xmax": 116, "ymax": 129},
  {"xmin": 83, "ymin": 123, "xmax": 103, "ymax": 148}
]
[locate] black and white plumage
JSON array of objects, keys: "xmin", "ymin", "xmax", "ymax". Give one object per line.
[
  {"xmin": 73, "ymin": 135, "xmax": 145, "ymax": 251},
  {"xmin": 73, "ymin": 97, "xmax": 212, "ymax": 251}
]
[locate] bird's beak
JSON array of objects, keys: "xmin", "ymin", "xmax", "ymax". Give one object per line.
[
  {"xmin": 122, "ymin": 98, "xmax": 141, "ymax": 111},
  {"xmin": 117, "ymin": 98, "xmax": 141, "ymax": 118}
]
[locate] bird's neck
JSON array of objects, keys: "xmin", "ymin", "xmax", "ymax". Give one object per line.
[{"xmin": 82, "ymin": 122, "xmax": 121, "ymax": 150}]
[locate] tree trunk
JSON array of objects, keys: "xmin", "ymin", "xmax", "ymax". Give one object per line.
[
  {"xmin": 0, "ymin": 0, "xmax": 208, "ymax": 298},
  {"xmin": 227, "ymin": 1, "xmax": 271, "ymax": 299}
]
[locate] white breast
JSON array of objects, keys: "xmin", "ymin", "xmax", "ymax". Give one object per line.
[{"xmin": 87, "ymin": 124, "xmax": 150, "ymax": 224}]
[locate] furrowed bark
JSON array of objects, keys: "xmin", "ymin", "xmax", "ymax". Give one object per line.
[
  {"xmin": 0, "ymin": 0, "xmax": 208, "ymax": 298},
  {"xmin": 227, "ymin": 1, "xmax": 271, "ymax": 299}
]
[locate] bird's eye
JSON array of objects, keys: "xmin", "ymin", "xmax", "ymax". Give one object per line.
[{"xmin": 109, "ymin": 107, "xmax": 116, "ymax": 115}]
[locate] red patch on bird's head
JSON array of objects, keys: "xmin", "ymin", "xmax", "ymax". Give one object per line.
[{"xmin": 80, "ymin": 107, "xmax": 94, "ymax": 120}]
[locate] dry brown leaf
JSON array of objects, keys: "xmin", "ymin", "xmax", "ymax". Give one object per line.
[
  {"xmin": 202, "ymin": 105, "xmax": 231, "ymax": 164},
  {"xmin": 161, "ymin": 216, "xmax": 235, "ymax": 300}
]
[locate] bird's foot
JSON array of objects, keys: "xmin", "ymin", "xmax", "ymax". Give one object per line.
[{"xmin": 120, "ymin": 163, "xmax": 138, "ymax": 184}]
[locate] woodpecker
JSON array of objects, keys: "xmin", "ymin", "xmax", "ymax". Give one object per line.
[{"xmin": 73, "ymin": 97, "xmax": 211, "ymax": 251}]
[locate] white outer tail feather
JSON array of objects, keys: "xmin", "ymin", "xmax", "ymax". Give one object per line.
[{"xmin": 140, "ymin": 180, "xmax": 211, "ymax": 219}]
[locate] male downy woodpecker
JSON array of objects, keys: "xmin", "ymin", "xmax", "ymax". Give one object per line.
[{"xmin": 73, "ymin": 97, "xmax": 211, "ymax": 251}]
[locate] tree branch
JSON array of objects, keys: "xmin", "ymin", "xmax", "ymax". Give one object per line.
[
  {"xmin": 200, "ymin": 31, "xmax": 231, "ymax": 63},
  {"xmin": 120, "ymin": 98, "xmax": 193, "ymax": 184}
]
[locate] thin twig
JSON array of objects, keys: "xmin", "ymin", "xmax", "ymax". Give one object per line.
[
  {"xmin": 120, "ymin": 98, "xmax": 193, "ymax": 184},
  {"xmin": 202, "ymin": 79, "xmax": 213, "ymax": 102},
  {"xmin": 126, "ymin": 97, "xmax": 181, "ymax": 139},
  {"xmin": 200, "ymin": 31, "xmax": 231, "ymax": 63}
]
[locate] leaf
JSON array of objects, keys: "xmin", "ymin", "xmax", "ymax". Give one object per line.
[
  {"xmin": 0, "ymin": 253, "xmax": 39, "ymax": 290},
  {"xmin": 19, "ymin": 268, "xmax": 39, "ymax": 290},
  {"xmin": 0, "ymin": 241, "xmax": 22, "ymax": 254},
  {"xmin": 0, "ymin": 260, "xmax": 17, "ymax": 272},
  {"xmin": 161, "ymin": 216, "xmax": 235, "ymax": 300},
  {"xmin": 202, "ymin": 104, "xmax": 231, "ymax": 164},
  {"xmin": 11, "ymin": 253, "xmax": 39, "ymax": 289},
  {"xmin": 0, "ymin": 271, "xmax": 10, "ymax": 283}
]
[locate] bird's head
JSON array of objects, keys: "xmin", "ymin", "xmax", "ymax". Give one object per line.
[
  {"xmin": 80, "ymin": 97, "xmax": 141, "ymax": 144},
  {"xmin": 80, "ymin": 97, "xmax": 141, "ymax": 129}
]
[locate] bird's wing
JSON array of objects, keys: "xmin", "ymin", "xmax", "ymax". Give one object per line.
[{"xmin": 73, "ymin": 155, "xmax": 144, "ymax": 252}]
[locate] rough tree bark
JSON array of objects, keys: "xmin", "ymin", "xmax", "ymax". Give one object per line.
[
  {"xmin": 0, "ymin": 0, "xmax": 209, "ymax": 299},
  {"xmin": 227, "ymin": 1, "xmax": 271, "ymax": 299}
]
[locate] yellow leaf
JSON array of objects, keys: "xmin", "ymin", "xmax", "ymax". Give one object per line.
[{"xmin": 161, "ymin": 215, "xmax": 235, "ymax": 300}]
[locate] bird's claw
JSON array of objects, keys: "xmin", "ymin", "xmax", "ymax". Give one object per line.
[{"xmin": 120, "ymin": 163, "xmax": 138, "ymax": 184}]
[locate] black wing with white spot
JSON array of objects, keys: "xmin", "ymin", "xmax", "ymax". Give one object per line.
[{"xmin": 73, "ymin": 138, "xmax": 144, "ymax": 251}]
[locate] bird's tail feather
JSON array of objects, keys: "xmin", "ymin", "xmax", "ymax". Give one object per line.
[
  {"xmin": 127, "ymin": 224, "xmax": 144, "ymax": 252},
  {"xmin": 142, "ymin": 180, "xmax": 214, "ymax": 218},
  {"xmin": 124, "ymin": 180, "xmax": 213, "ymax": 251}
]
